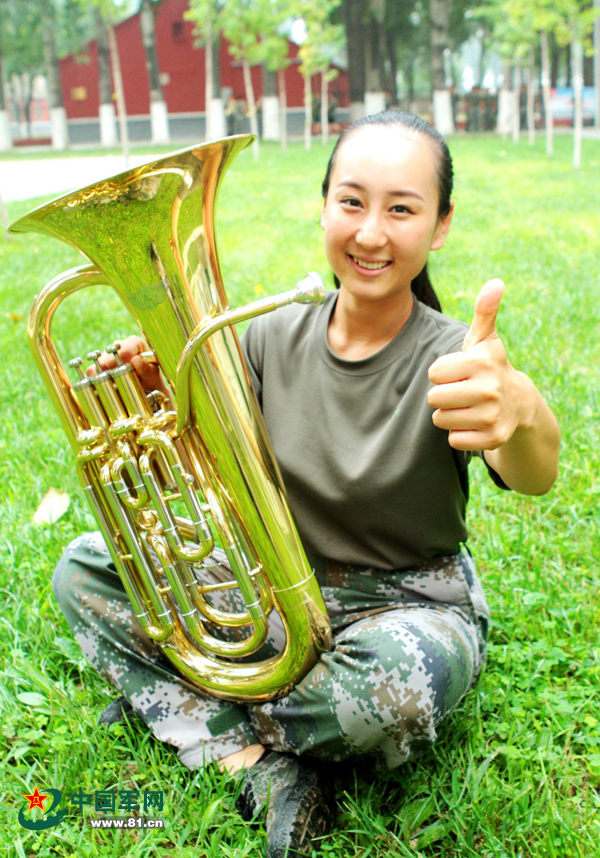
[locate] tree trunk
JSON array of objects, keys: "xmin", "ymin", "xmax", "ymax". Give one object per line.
[
  {"xmin": 205, "ymin": 17, "xmax": 213, "ymax": 139},
  {"xmin": 343, "ymin": 0, "xmax": 366, "ymax": 121},
  {"xmin": 0, "ymin": 16, "xmax": 10, "ymax": 220},
  {"xmin": 24, "ymin": 82, "xmax": 32, "ymax": 138},
  {"xmin": 277, "ymin": 68, "xmax": 287, "ymax": 151},
  {"xmin": 206, "ymin": 29, "xmax": 225, "ymax": 139},
  {"xmin": 497, "ymin": 62, "xmax": 512, "ymax": 138},
  {"xmin": 0, "ymin": 23, "xmax": 10, "ymax": 151},
  {"xmin": 95, "ymin": 8, "xmax": 116, "ymax": 148},
  {"xmin": 595, "ymin": 0, "xmax": 600, "ymax": 129},
  {"xmin": 430, "ymin": 0, "xmax": 454, "ymax": 134},
  {"xmin": 364, "ymin": 8, "xmax": 385, "ymax": 114},
  {"xmin": 549, "ymin": 33, "xmax": 560, "ymax": 87},
  {"xmin": 242, "ymin": 56, "xmax": 259, "ymax": 161},
  {"xmin": 140, "ymin": 0, "xmax": 168, "ymax": 143},
  {"xmin": 384, "ymin": 26, "xmax": 398, "ymax": 104},
  {"xmin": 107, "ymin": 22, "xmax": 130, "ymax": 168},
  {"xmin": 405, "ymin": 59, "xmax": 415, "ymax": 105},
  {"xmin": 42, "ymin": 5, "xmax": 68, "ymax": 149},
  {"xmin": 262, "ymin": 65, "xmax": 279, "ymax": 141},
  {"xmin": 304, "ymin": 74, "xmax": 312, "ymax": 151},
  {"xmin": 527, "ymin": 47, "xmax": 535, "ymax": 146},
  {"xmin": 12, "ymin": 74, "xmax": 28, "ymax": 138},
  {"xmin": 540, "ymin": 30, "xmax": 553, "ymax": 157},
  {"xmin": 512, "ymin": 59, "xmax": 521, "ymax": 143},
  {"xmin": 321, "ymin": 72, "xmax": 328, "ymax": 144},
  {"xmin": 571, "ymin": 23, "xmax": 583, "ymax": 169}
]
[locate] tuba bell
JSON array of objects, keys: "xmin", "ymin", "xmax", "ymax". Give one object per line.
[{"xmin": 10, "ymin": 135, "xmax": 331, "ymax": 702}]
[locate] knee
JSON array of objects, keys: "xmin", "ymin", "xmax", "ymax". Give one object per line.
[
  {"xmin": 52, "ymin": 545, "xmax": 78, "ymax": 612},
  {"xmin": 52, "ymin": 532, "xmax": 114, "ymax": 618}
]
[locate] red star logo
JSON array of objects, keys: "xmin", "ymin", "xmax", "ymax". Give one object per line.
[{"xmin": 22, "ymin": 787, "xmax": 50, "ymax": 812}]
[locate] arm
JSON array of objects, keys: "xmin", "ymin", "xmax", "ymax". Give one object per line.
[{"xmin": 428, "ymin": 280, "xmax": 560, "ymax": 496}]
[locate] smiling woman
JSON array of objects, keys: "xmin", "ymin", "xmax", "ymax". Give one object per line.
[
  {"xmin": 51, "ymin": 111, "xmax": 561, "ymax": 858},
  {"xmin": 321, "ymin": 123, "xmax": 453, "ymax": 359}
]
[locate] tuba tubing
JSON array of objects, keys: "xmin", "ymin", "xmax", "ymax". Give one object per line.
[{"xmin": 12, "ymin": 136, "xmax": 332, "ymax": 701}]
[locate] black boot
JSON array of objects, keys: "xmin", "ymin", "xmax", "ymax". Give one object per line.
[
  {"xmin": 236, "ymin": 750, "xmax": 336, "ymax": 857},
  {"xmin": 98, "ymin": 695, "xmax": 135, "ymax": 726}
]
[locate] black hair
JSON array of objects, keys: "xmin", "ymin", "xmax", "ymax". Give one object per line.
[{"xmin": 321, "ymin": 110, "xmax": 454, "ymax": 314}]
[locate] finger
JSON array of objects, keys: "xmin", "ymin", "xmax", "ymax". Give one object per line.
[
  {"xmin": 114, "ymin": 335, "xmax": 147, "ymax": 365},
  {"xmin": 131, "ymin": 354, "xmax": 164, "ymax": 390},
  {"xmin": 85, "ymin": 352, "xmax": 116, "ymax": 378},
  {"xmin": 432, "ymin": 405, "xmax": 495, "ymax": 432},
  {"xmin": 85, "ymin": 336, "xmax": 147, "ymax": 378},
  {"xmin": 447, "ymin": 430, "xmax": 488, "ymax": 451},
  {"xmin": 427, "ymin": 380, "xmax": 481, "ymax": 410},
  {"xmin": 462, "ymin": 279, "xmax": 505, "ymax": 352},
  {"xmin": 428, "ymin": 351, "xmax": 477, "ymax": 385}
]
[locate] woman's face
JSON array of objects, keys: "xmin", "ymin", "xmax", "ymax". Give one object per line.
[{"xmin": 321, "ymin": 125, "xmax": 453, "ymax": 306}]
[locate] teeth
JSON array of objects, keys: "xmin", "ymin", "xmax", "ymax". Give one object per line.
[{"xmin": 351, "ymin": 256, "xmax": 389, "ymax": 270}]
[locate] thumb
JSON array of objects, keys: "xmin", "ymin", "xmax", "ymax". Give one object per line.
[{"xmin": 462, "ymin": 278, "xmax": 505, "ymax": 352}]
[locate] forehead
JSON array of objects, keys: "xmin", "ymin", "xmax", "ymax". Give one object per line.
[{"xmin": 331, "ymin": 126, "xmax": 439, "ymax": 196}]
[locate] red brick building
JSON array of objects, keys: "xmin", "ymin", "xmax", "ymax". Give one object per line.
[{"xmin": 59, "ymin": 0, "xmax": 349, "ymax": 143}]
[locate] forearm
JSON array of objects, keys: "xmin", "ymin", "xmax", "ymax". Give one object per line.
[{"xmin": 484, "ymin": 372, "xmax": 560, "ymax": 495}]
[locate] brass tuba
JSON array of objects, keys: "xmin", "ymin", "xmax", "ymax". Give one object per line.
[{"xmin": 11, "ymin": 135, "xmax": 331, "ymax": 702}]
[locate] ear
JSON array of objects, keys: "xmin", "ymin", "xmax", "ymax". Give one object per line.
[
  {"xmin": 430, "ymin": 200, "xmax": 454, "ymax": 251},
  {"xmin": 320, "ymin": 205, "xmax": 326, "ymax": 230}
]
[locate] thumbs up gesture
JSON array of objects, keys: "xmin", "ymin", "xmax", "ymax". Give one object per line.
[{"xmin": 427, "ymin": 279, "xmax": 525, "ymax": 451}]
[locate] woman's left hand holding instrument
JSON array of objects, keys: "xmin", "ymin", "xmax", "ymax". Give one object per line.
[{"xmin": 427, "ymin": 279, "xmax": 560, "ymax": 495}]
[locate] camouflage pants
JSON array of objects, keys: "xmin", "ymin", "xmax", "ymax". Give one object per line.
[{"xmin": 52, "ymin": 533, "xmax": 490, "ymax": 772}]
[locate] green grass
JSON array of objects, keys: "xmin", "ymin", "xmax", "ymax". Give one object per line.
[{"xmin": 1, "ymin": 133, "xmax": 599, "ymax": 857}]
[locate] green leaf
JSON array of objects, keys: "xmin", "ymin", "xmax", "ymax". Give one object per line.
[{"xmin": 16, "ymin": 691, "xmax": 47, "ymax": 707}]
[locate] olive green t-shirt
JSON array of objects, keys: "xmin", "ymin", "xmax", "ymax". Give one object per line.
[{"xmin": 240, "ymin": 291, "xmax": 508, "ymax": 571}]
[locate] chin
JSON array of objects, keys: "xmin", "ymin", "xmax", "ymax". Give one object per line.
[{"xmin": 339, "ymin": 278, "xmax": 412, "ymax": 303}]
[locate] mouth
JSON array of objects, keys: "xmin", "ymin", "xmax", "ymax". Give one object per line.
[{"xmin": 348, "ymin": 254, "xmax": 392, "ymax": 273}]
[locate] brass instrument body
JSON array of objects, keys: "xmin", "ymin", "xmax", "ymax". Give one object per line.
[{"xmin": 11, "ymin": 135, "xmax": 331, "ymax": 701}]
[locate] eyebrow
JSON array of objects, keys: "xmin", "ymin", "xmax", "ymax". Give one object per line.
[{"xmin": 335, "ymin": 180, "xmax": 424, "ymax": 201}]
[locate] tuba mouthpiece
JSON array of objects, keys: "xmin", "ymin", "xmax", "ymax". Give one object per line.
[{"xmin": 291, "ymin": 272, "xmax": 325, "ymax": 306}]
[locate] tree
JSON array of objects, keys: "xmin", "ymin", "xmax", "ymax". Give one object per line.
[
  {"xmin": 341, "ymin": 0, "xmax": 366, "ymax": 122},
  {"xmin": 476, "ymin": 0, "xmax": 550, "ymax": 148},
  {"xmin": 296, "ymin": 0, "xmax": 344, "ymax": 150},
  {"xmin": 480, "ymin": 0, "xmax": 599, "ymax": 165},
  {"xmin": 93, "ymin": 6, "xmax": 116, "ymax": 147},
  {"xmin": 43, "ymin": 2, "xmax": 69, "ymax": 149},
  {"xmin": 217, "ymin": 0, "xmax": 314, "ymax": 154},
  {"xmin": 546, "ymin": 0, "xmax": 599, "ymax": 168},
  {"xmin": 78, "ymin": 0, "xmax": 131, "ymax": 165},
  {"xmin": 254, "ymin": 0, "xmax": 294, "ymax": 148},
  {"xmin": 0, "ymin": 6, "xmax": 11, "ymax": 150},
  {"xmin": 2, "ymin": 0, "xmax": 44, "ymax": 139},
  {"xmin": 364, "ymin": 0, "xmax": 386, "ymax": 115},
  {"xmin": 140, "ymin": 0, "xmax": 169, "ymax": 143},
  {"xmin": 430, "ymin": 0, "xmax": 454, "ymax": 133},
  {"xmin": 185, "ymin": 0, "xmax": 227, "ymax": 140}
]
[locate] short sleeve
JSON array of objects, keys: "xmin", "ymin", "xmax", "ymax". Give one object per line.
[
  {"xmin": 472, "ymin": 450, "xmax": 512, "ymax": 490},
  {"xmin": 239, "ymin": 320, "xmax": 263, "ymax": 407}
]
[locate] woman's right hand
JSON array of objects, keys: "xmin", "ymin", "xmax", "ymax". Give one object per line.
[{"xmin": 85, "ymin": 334, "xmax": 170, "ymax": 398}]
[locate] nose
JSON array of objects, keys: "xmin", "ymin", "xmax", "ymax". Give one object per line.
[{"xmin": 355, "ymin": 211, "xmax": 387, "ymax": 250}]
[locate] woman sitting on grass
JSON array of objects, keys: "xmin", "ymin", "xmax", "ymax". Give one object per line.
[{"xmin": 53, "ymin": 111, "xmax": 560, "ymax": 858}]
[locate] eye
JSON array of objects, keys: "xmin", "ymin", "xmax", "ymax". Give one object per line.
[
  {"xmin": 391, "ymin": 204, "xmax": 412, "ymax": 214},
  {"xmin": 340, "ymin": 197, "xmax": 362, "ymax": 208}
]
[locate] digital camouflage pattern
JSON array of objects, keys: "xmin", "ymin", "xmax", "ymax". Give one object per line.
[{"xmin": 53, "ymin": 533, "xmax": 490, "ymax": 772}]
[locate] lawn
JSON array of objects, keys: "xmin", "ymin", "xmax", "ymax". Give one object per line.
[{"xmin": 1, "ymin": 132, "xmax": 599, "ymax": 857}]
